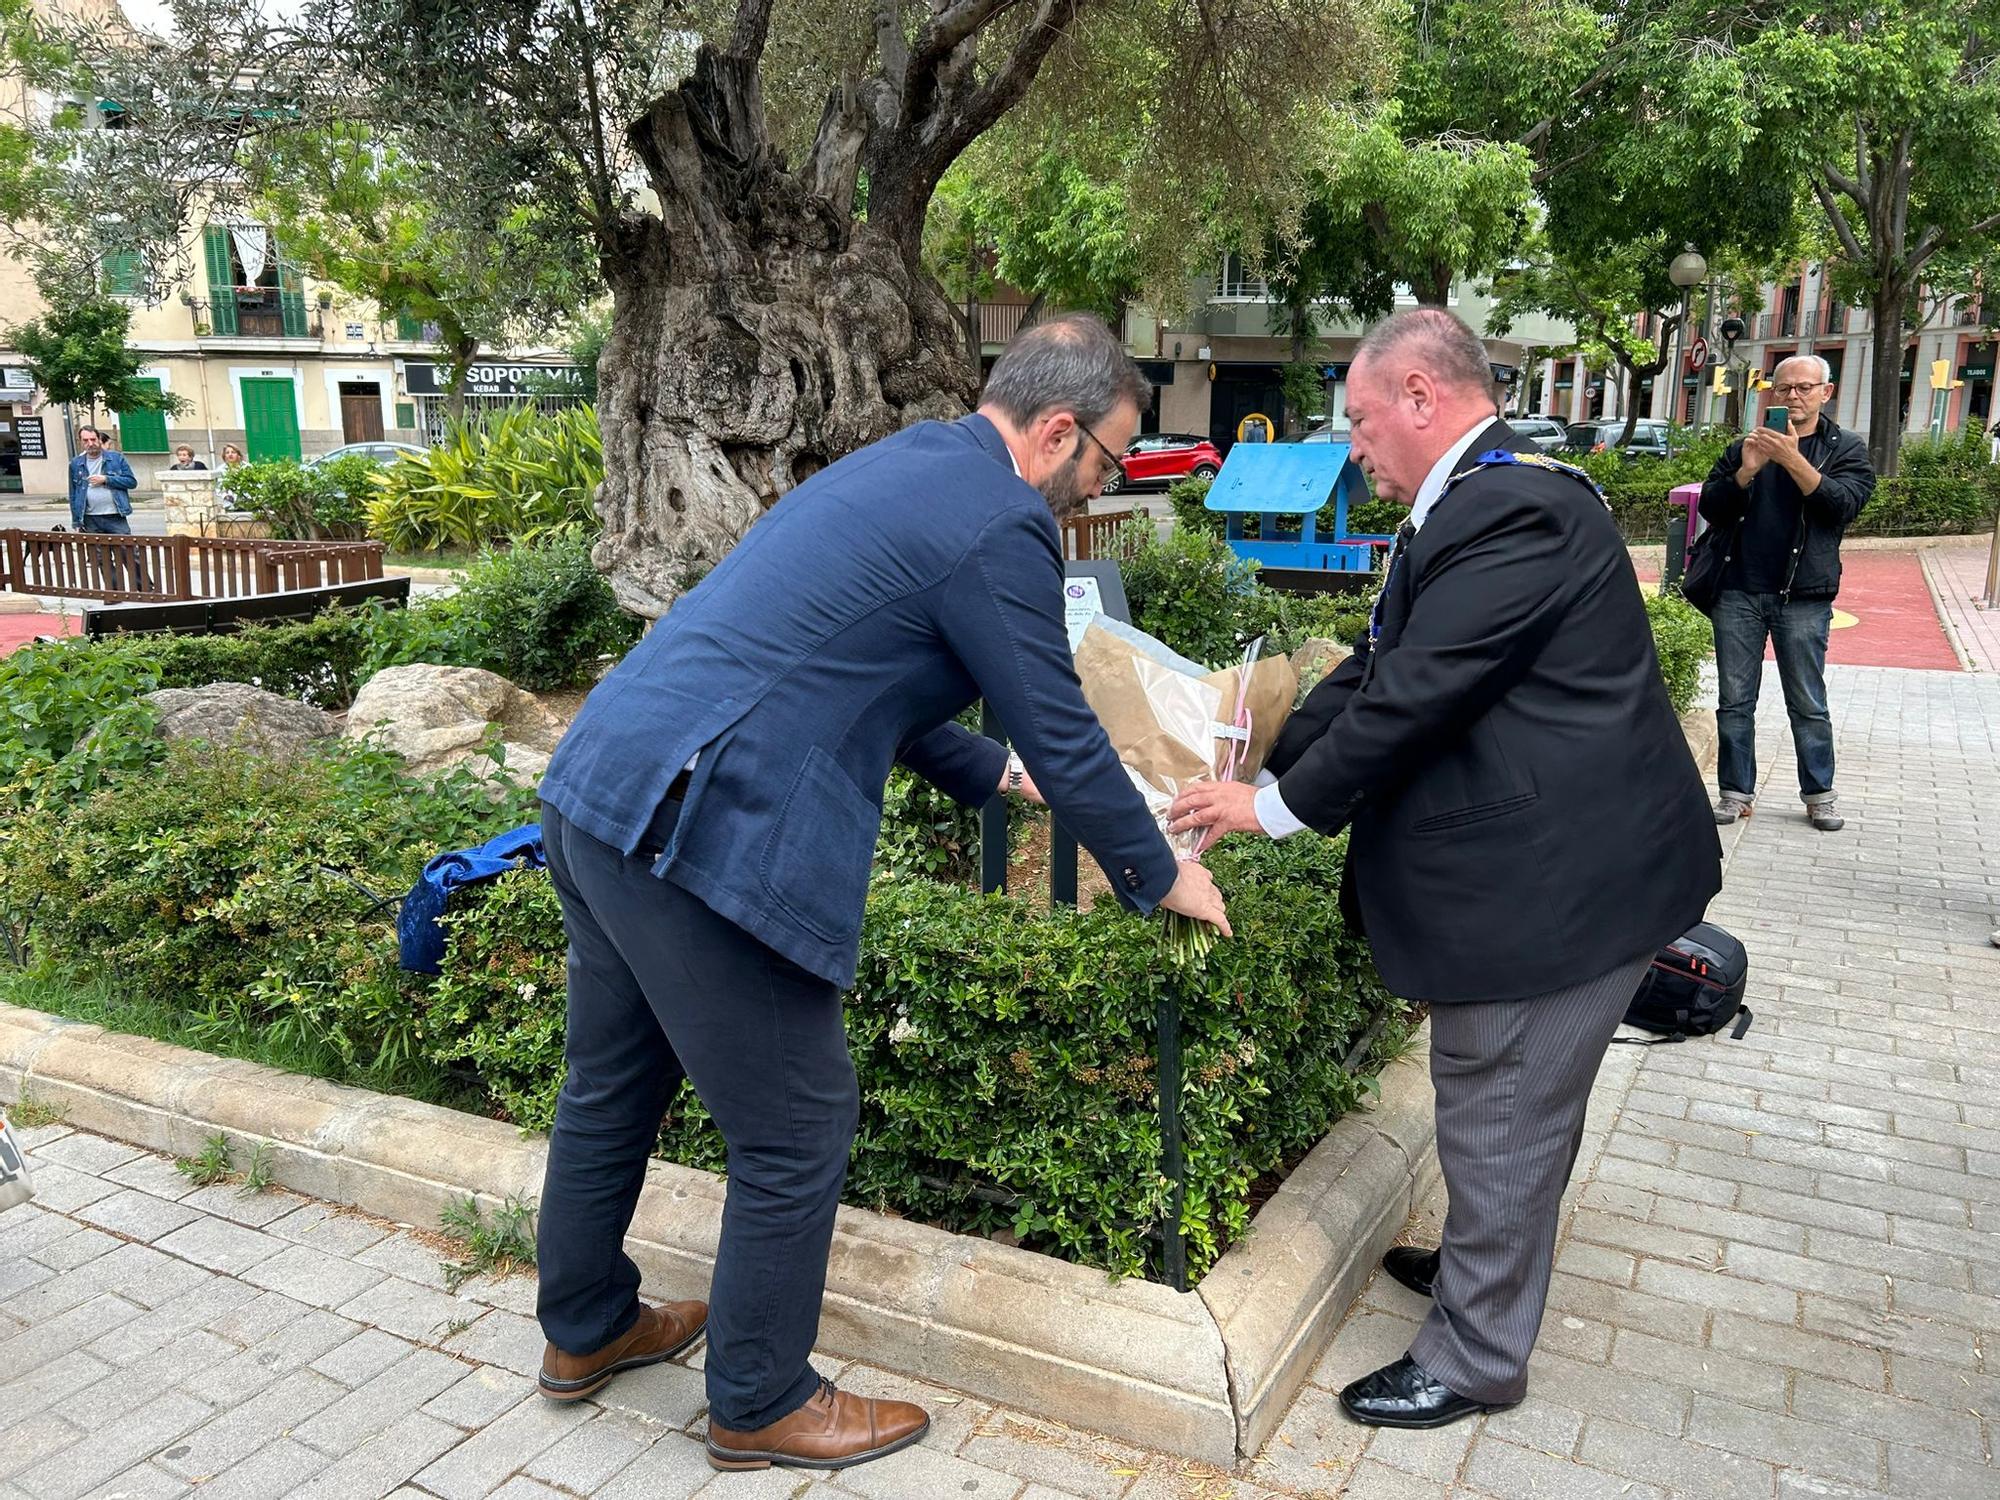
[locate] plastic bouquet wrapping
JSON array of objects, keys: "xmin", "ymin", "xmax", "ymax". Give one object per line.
[{"xmin": 1073, "ymin": 617, "xmax": 1297, "ymax": 961}]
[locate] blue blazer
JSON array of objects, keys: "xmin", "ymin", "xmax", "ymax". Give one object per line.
[
  {"xmin": 68, "ymin": 449, "xmax": 137, "ymax": 527},
  {"xmin": 541, "ymin": 414, "xmax": 1180, "ymax": 987}
]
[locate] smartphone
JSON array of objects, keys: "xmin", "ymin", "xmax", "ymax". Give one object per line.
[{"xmin": 1763, "ymin": 409, "xmax": 1791, "ymax": 432}]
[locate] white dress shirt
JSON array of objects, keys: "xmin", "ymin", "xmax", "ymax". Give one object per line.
[{"xmin": 1250, "ymin": 417, "xmax": 1495, "ymax": 838}]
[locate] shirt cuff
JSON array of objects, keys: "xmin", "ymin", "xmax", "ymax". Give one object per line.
[{"xmin": 1254, "ymin": 780, "xmax": 1309, "ymax": 839}]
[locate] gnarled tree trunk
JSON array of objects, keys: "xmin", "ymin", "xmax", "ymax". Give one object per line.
[{"xmin": 592, "ymin": 54, "xmax": 976, "ymax": 618}]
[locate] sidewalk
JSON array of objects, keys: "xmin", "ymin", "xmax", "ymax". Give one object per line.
[
  {"xmin": 3, "ymin": 661, "xmax": 1997, "ymax": 1499},
  {"xmin": 1921, "ymin": 537, "xmax": 2000, "ymax": 672}
]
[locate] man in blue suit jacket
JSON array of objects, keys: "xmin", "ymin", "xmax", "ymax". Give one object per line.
[{"xmin": 533, "ymin": 315, "xmax": 1230, "ymax": 1474}]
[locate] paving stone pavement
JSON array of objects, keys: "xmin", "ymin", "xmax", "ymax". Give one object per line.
[{"xmin": 3, "ymin": 663, "xmax": 1996, "ymax": 1499}]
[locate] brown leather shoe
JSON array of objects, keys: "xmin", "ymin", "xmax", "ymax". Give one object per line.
[
  {"xmin": 539, "ymin": 1299, "xmax": 707, "ymax": 1401},
  {"xmin": 706, "ymin": 1377, "xmax": 930, "ymax": 1470}
]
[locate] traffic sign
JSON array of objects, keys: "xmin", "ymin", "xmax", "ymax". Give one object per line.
[{"xmin": 1687, "ymin": 337, "xmax": 1710, "ymax": 372}]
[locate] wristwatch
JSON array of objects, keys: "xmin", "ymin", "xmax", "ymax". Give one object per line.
[{"xmin": 1006, "ymin": 752, "xmax": 1024, "ymax": 794}]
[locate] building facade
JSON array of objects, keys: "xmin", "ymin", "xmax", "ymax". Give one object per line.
[
  {"xmin": 1523, "ymin": 266, "xmax": 1994, "ymax": 439},
  {"xmin": 977, "ymin": 263, "xmax": 1577, "ymax": 453}
]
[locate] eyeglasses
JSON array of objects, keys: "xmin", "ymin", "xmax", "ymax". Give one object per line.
[
  {"xmin": 1074, "ymin": 422, "xmax": 1124, "ymax": 482},
  {"xmin": 1772, "ymin": 382, "xmax": 1826, "ymax": 397}
]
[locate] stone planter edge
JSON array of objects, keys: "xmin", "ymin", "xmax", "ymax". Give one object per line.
[{"xmin": 0, "ymin": 1001, "xmax": 1437, "ymax": 1463}]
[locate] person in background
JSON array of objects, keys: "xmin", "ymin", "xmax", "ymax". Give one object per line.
[
  {"xmin": 1698, "ymin": 354, "xmax": 1876, "ymax": 832},
  {"xmin": 165, "ymin": 444, "xmax": 208, "ymax": 471},
  {"xmin": 66, "ymin": 423, "xmax": 143, "ymax": 590},
  {"xmin": 220, "ymin": 442, "xmax": 246, "ymax": 468}
]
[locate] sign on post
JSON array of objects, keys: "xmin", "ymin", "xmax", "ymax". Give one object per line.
[{"xmin": 980, "ymin": 561, "xmax": 1130, "ymax": 902}]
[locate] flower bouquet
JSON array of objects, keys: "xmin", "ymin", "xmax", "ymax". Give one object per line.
[{"xmin": 1072, "ymin": 617, "xmax": 1297, "ymax": 961}]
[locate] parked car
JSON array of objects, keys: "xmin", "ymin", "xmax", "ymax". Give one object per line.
[
  {"xmin": 1562, "ymin": 419, "xmax": 1671, "ymax": 458},
  {"xmin": 1279, "ymin": 423, "xmax": 1352, "ymax": 444},
  {"xmin": 1505, "ymin": 416, "xmax": 1570, "ymax": 452},
  {"xmin": 1105, "ymin": 433, "xmax": 1223, "ymax": 493},
  {"xmin": 306, "ymin": 441, "xmax": 428, "ymax": 468}
]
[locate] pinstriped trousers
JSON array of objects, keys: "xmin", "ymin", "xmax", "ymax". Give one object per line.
[{"xmin": 1407, "ymin": 951, "xmax": 1654, "ymax": 1404}]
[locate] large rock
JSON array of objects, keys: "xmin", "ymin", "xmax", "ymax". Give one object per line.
[
  {"xmin": 140, "ymin": 682, "xmax": 339, "ymax": 759},
  {"xmin": 343, "ymin": 664, "xmax": 564, "ymax": 785}
]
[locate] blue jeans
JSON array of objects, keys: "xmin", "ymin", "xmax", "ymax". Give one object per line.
[
  {"xmin": 81, "ymin": 511, "xmax": 145, "ymax": 591},
  {"xmin": 1713, "ymin": 590, "xmax": 1836, "ymax": 803}
]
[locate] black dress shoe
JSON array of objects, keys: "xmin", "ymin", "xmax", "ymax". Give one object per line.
[
  {"xmin": 1339, "ymin": 1356, "xmax": 1515, "ymax": 1429},
  {"xmin": 1382, "ymin": 1246, "xmax": 1439, "ymax": 1299}
]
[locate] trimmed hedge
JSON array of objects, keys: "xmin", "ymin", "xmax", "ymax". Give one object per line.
[
  {"xmin": 1646, "ymin": 590, "xmax": 1712, "ymax": 719},
  {"xmin": 1, "ymin": 730, "xmax": 1394, "ymax": 1282}
]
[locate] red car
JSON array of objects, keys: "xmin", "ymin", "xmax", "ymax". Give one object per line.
[{"xmin": 1104, "ymin": 433, "xmax": 1223, "ymax": 494}]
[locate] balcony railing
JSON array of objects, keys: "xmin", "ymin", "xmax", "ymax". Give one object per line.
[{"xmin": 980, "ymin": 302, "xmax": 1034, "ymax": 346}]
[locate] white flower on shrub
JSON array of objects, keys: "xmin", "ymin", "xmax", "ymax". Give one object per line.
[
  {"xmin": 517, "ymin": 981, "xmax": 538, "ymax": 1002},
  {"xmin": 889, "ymin": 1017, "xmax": 920, "ymax": 1045}
]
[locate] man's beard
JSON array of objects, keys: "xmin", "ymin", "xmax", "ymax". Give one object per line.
[{"xmin": 1037, "ymin": 448, "xmax": 1091, "ymax": 521}]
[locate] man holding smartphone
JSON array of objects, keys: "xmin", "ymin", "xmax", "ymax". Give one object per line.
[{"xmin": 1698, "ymin": 354, "xmax": 1876, "ymax": 831}]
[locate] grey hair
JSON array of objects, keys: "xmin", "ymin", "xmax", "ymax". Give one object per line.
[
  {"xmin": 1352, "ymin": 307, "xmax": 1497, "ymax": 399},
  {"xmin": 77, "ymin": 424, "xmax": 105, "ymax": 440},
  {"xmin": 1774, "ymin": 353, "xmax": 1833, "ymax": 384},
  {"xmin": 980, "ymin": 313, "xmax": 1153, "ymax": 429}
]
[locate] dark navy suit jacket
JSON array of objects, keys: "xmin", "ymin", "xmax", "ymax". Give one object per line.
[{"xmin": 540, "ymin": 413, "xmax": 1180, "ymax": 987}]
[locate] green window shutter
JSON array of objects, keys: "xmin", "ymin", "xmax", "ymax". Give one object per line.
[
  {"xmin": 116, "ymin": 378, "xmax": 170, "ymax": 452},
  {"xmin": 241, "ymin": 376, "xmax": 302, "ymax": 461},
  {"xmin": 202, "ymin": 225, "xmax": 238, "ymax": 335},
  {"xmin": 278, "ymin": 255, "xmax": 308, "ymax": 337},
  {"xmin": 394, "ymin": 312, "xmax": 423, "ymax": 342},
  {"xmin": 103, "ymin": 250, "xmax": 142, "ymax": 296}
]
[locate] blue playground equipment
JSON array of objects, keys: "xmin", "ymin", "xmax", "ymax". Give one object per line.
[{"xmin": 1204, "ymin": 441, "xmax": 1389, "ymax": 575}]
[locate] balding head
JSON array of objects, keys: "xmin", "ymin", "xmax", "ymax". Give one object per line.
[{"xmin": 1344, "ymin": 309, "xmax": 1502, "ymax": 506}]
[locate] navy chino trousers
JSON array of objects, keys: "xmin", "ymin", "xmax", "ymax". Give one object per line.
[{"xmin": 535, "ymin": 800, "xmax": 858, "ymax": 1432}]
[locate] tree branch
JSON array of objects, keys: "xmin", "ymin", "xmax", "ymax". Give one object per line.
[
  {"xmin": 875, "ymin": 0, "xmax": 910, "ymax": 100},
  {"xmin": 729, "ymin": 0, "xmax": 779, "ymax": 65},
  {"xmin": 950, "ymin": 0, "xmax": 1077, "ymax": 157},
  {"xmin": 1812, "ymin": 173, "xmax": 1869, "ymax": 266},
  {"xmin": 908, "ymin": 0, "xmax": 1018, "ymax": 80}
]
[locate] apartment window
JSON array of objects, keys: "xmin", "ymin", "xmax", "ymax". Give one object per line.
[
  {"xmin": 101, "ymin": 250, "xmax": 144, "ymax": 297},
  {"xmin": 1215, "ymin": 254, "xmax": 1266, "ymax": 299},
  {"xmin": 201, "ymin": 224, "xmax": 307, "ymax": 337}
]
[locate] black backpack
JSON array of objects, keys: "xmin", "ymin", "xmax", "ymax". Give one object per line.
[{"xmin": 1617, "ymin": 921, "xmax": 1752, "ymax": 1044}]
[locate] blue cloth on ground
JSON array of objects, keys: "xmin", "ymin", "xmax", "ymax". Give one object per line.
[{"xmin": 397, "ymin": 824, "xmax": 546, "ymax": 974}]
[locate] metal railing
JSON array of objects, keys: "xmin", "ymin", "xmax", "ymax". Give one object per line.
[{"xmin": 1, "ymin": 529, "xmax": 385, "ymax": 604}]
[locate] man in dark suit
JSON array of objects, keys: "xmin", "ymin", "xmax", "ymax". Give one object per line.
[
  {"xmin": 1172, "ymin": 308, "xmax": 1719, "ymax": 1429},
  {"xmin": 534, "ymin": 315, "xmax": 1229, "ymax": 1473}
]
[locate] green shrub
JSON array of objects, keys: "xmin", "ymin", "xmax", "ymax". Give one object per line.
[
  {"xmin": 425, "ymin": 832, "xmax": 1393, "ymax": 1280},
  {"xmin": 1167, "ymin": 474, "xmax": 1403, "ymax": 543},
  {"xmin": 1852, "ymin": 475, "xmax": 1998, "ymax": 537},
  {"xmin": 0, "ymin": 637, "xmax": 163, "ymax": 782},
  {"xmin": 1166, "ymin": 476, "xmax": 1224, "ymax": 538},
  {"xmin": 368, "ymin": 405, "xmax": 603, "ymax": 553},
  {"xmin": 0, "ymin": 741, "xmax": 537, "ymax": 1040},
  {"xmin": 1646, "ymin": 589, "xmax": 1712, "ymax": 718},
  {"xmin": 365, "ymin": 534, "xmax": 640, "ymax": 691},
  {"xmin": 1116, "ymin": 522, "xmax": 1371, "ymax": 666},
  {"xmin": 877, "ymin": 767, "xmax": 982, "ymax": 885},
  {"xmin": 217, "ymin": 457, "xmax": 375, "ymax": 539}
]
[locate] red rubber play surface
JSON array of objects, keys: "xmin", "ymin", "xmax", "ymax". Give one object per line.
[
  {"xmin": 0, "ymin": 613, "xmax": 80, "ymax": 656},
  {"xmin": 1634, "ymin": 547, "xmax": 1962, "ymax": 672}
]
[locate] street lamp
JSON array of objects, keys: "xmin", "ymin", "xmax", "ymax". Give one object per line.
[
  {"xmin": 1659, "ymin": 248, "xmax": 1708, "ymax": 590},
  {"xmin": 1666, "ymin": 247, "xmax": 1708, "ymax": 462}
]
